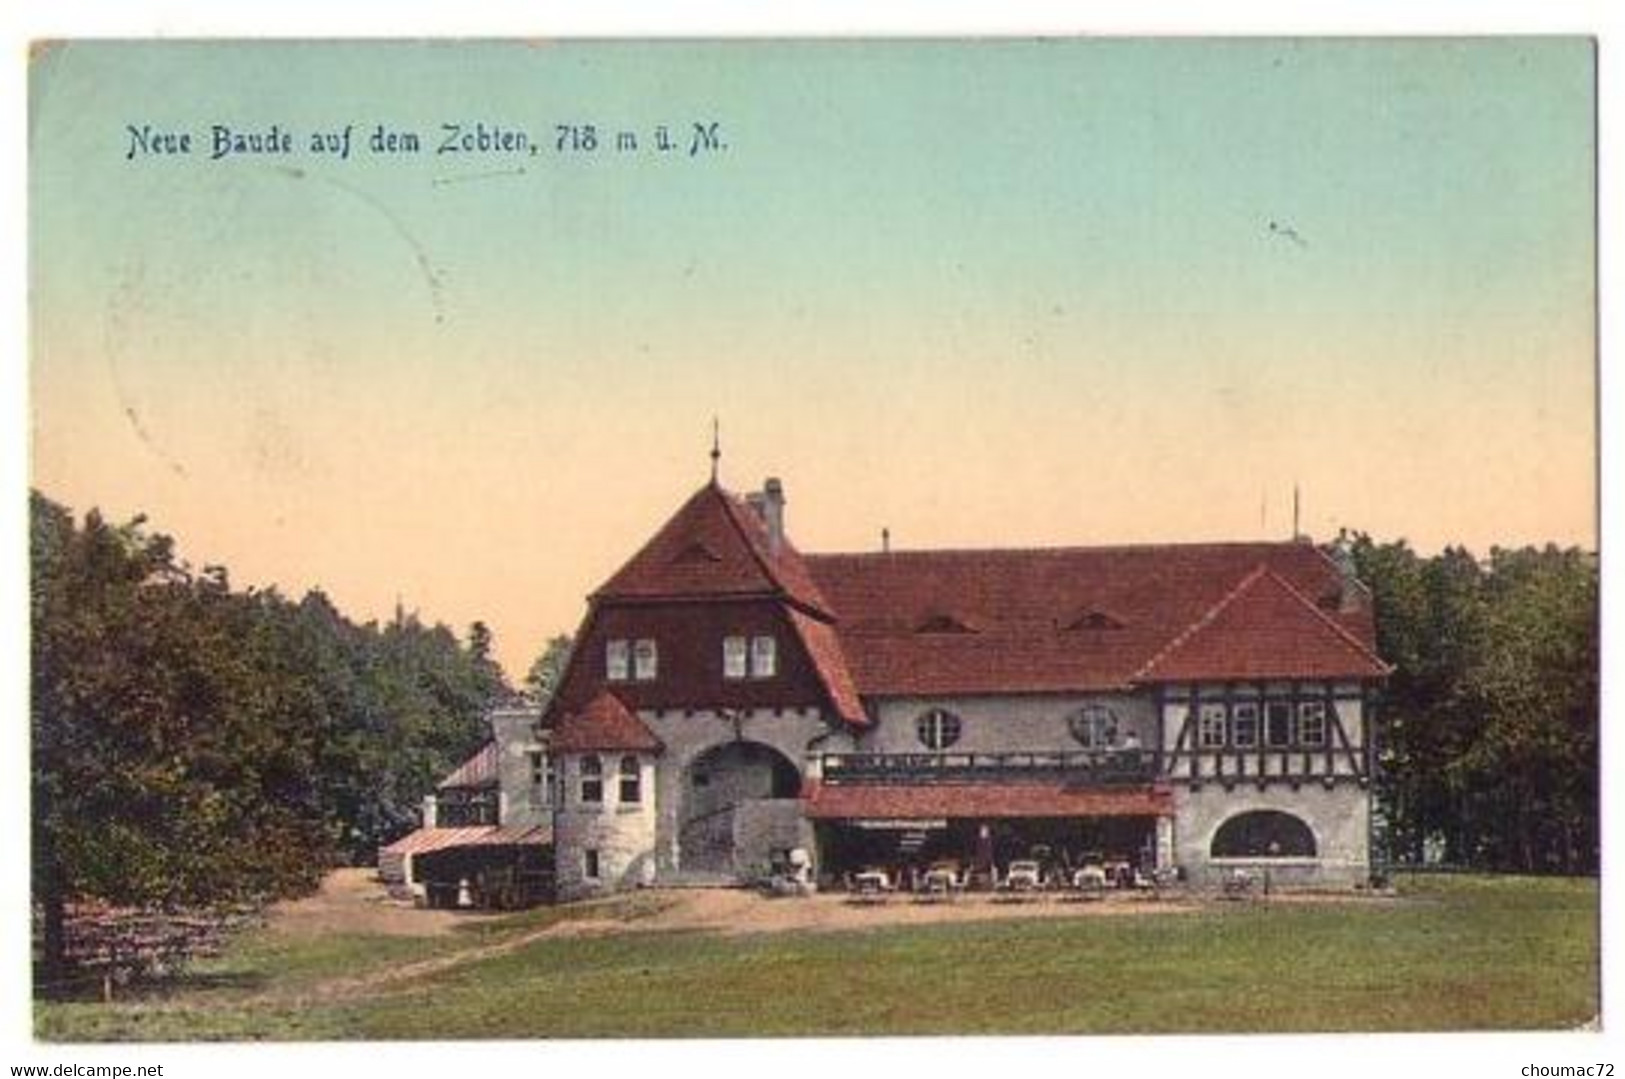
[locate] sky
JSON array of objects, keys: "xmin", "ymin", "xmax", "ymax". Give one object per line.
[{"xmin": 29, "ymin": 39, "xmax": 1597, "ymax": 680}]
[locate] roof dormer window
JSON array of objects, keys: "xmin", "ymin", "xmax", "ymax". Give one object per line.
[
  {"xmin": 1065, "ymin": 608, "xmax": 1125, "ymax": 631},
  {"xmin": 673, "ymin": 540, "xmax": 723, "ymax": 564},
  {"xmin": 915, "ymin": 612, "xmax": 977, "ymax": 634}
]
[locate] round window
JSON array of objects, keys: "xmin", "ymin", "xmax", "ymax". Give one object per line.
[
  {"xmin": 915, "ymin": 709, "xmax": 962, "ymax": 750},
  {"xmin": 1068, "ymin": 705, "xmax": 1120, "ymax": 749}
]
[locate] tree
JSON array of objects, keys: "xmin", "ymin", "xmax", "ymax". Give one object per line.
[
  {"xmin": 524, "ymin": 634, "xmax": 575, "ymax": 705},
  {"xmin": 31, "ymin": 490, "xmax": 520, "ymax": 981},
  {"xmin": 31, "ymin": 494, "xmax": 328, "ymax": 976},
  {"xmin": 1352, "ymin": 534, "xmax": 1597, "ymax": 874}
]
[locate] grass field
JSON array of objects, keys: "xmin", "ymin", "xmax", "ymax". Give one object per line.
[{"xmin": 34, "ymin": 874, "xmax": 1598, "ymax": 1041}]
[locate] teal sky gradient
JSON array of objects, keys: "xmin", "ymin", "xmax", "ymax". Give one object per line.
[{"xmin": 30, "ymin": 40, "xmax": 1596, "ymax": 676}]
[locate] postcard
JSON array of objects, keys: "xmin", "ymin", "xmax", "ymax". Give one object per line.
[{"xmin": 26, "ymin": 37, "xmax": 1599, "ymax": 1054}]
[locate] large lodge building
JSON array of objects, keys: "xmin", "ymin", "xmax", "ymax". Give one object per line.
[{"xmin": 384, "ymin": 473, "xmax": 1390, "ymax": 904}]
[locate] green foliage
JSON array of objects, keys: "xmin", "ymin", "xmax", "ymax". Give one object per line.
[
  {"xmin": 1350, "ymin": 536, "xmax": 1597, "ymax": 873},
  {"xmin": 523, "ymin": 634, "xmax": 574, "ymax": 704},
  {"xmin": 31, "ymin": 491, "xmax": 518, "ymax": 965}
]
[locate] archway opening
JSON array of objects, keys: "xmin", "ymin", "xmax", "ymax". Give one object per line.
[
  {"xmin": 1210, "ymin": 810, "xmax": 1317, "ymax": 858},
  {"xmin": 680, "ymin": 741, "xmax": 802, "ymax": 874}
]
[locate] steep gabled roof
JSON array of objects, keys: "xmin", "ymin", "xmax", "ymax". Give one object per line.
[
  {"xmin": 551, "ymin": 690, "xmax": 664, "ymax": 754},
  {"xmin": 805, "ymin": 542, "xmax": 1380, "ymax": 695},
  {"xmin": 1133, "ymin": 565, "xmax": 1390, "ymax": 682},
  {"xmin": 437, "ymin": 741, "xmax": 498, "ymax": 790},
  {"xmin": 594, "ymin": 483, "xmax": 832, "ymax": 617},
  {"xmin": 785, "ymin": 608, "xmax": 868, "ymax": 727}
]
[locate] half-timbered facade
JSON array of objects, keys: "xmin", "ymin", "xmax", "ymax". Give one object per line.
[{"xmin": 539, "ymin": 475, "xmax": 1389, "ymax": 900}]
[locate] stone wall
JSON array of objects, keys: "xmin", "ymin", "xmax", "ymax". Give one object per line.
[
  {"xmin": 641, "ymin": 706, "xmax": 839, "ymax": 874},
  {"xmin": 732, "ymin": 798, "xmax": 810, "ymax": 880},
  {"xmin": 1173, "ymin": 783, "xmax": 1371, "ymax": 888},
  {"xmin": 553, "ymin": 752, "xmax": 657, "ymax": 901},
  {"xmin": 490, "ymin": 705, "xmax": 549, "ymax": 828}
]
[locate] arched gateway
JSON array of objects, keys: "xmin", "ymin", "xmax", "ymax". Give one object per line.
[{"xmin": 679, "ymin": 741, "xmax": 802, "ymax": 874}]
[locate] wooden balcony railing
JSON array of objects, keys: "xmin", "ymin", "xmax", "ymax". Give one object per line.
[{"xmin": 818, "ymin": 749, "xmax": 1158, "ymax": 787}]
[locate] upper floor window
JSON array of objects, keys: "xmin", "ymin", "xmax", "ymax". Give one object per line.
[
  {"xmin": 1198, "ymin": 702, "xmax": 1228, "ymax": 748},
  {"xmin": 605, "ymin": 639, "xmax": 630, "ymax": 682},
  {"xmin": 1186, "ymin": 687, "xmax": 1340, "ymax": 751},
  {"xmin": 1068, "ymin": 705, "xmax": 1120, "ymax": 749},
  {"xmin": 723, "ymin": 636, "xmax": 749, "ymax": 679},
  {"xmin": 1265, "ymin": 701, "xmax": 1294, "ymax": 747},
  {"xmin": 529, "ymin": 751, "xmax": 546, "ymax": 788},
  {"xmin": 633, "ymin": 638, "xmax": 658, "ymax": 682},
  {"xmin": 1297, "ymin": 701, "xmax": 1328, "ymax": 746},
  {"xmin": 1231, "ymin": 702, "xmax": 1260, "ymax": 748},
  {"xmin": 916, "ymin": 708, "xmax": 962, "ymax": 750},
  {"xmin": 751, "ymin": 635, "xmax": 777, "ymax": 678},
  {"xmin": 579, "ymin": 754, "xmax": 603, "ymax": 804},
  {"xmin": 619, "ymin": 755, "xmax": 642, "ymax": 804}
]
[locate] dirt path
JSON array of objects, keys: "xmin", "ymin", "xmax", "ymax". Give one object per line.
[
  {"xmin": 265, "ymin": 868, "xmax": 497, "ymax": 939},
  {"xmin": 542, "ymin": 888, "xmax": 1202, "ymax": 938},
  {"xmin": 248, "ymin": 871, "xmax": 1368, "ymax": 1006}
]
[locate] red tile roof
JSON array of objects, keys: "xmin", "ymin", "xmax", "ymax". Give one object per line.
[
  {"xmin": 379, "ymin": 823, "xmax": 551, "ymax": 856},
  {"xmin": 437, "ymin": 741, "xmax": 498, "ymax": 790},
  {"xmin": 803, "ymin": 542, "xmax": 1380, "ymax": 695},
  {"xmin": 550, "ymin": 690, "xmax": 664, "ymax": 754},
  {"xmin": 1134, "ymin": 566, "xmax": 1390, "ymax": 682},
  {"xmin": 595, "ymin": 483, "xmax": 832, "ymax": 617},
  {"xmin": 802, "ymin": 780, "xmax": 1174, "ymax": 820},
  {"xmin": 564, "ymin": 482, "xmax": 1385, "ymax": 727},
  {"xmin": 785, "ymin": 608, "xmax": 868, "ymax": 727}
]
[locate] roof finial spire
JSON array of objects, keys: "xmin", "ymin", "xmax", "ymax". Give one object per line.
[{"xmin": 709, "ymin": 416, "xmax": 721, "ymax": 485}]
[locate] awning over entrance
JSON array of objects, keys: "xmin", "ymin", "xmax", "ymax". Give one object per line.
[
  {"xmin": 380, "ymin": 823, "xmax": 551, "ymax": 857},
  {"xmin": 802, "ymin": 781, "xmax": 1173, "ymax": 820}
]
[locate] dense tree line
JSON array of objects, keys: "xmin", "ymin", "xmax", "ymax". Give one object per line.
[
  {"xmin": 31, "ymin": 492, "xmax": 512, "ymax": 973},
  {"xmin": 1351, "ymin": 536, "xmax": 1598, "ymax": 875}
]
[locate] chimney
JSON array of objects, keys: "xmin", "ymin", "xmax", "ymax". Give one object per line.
[{"xmin": 762, "ymin": 477, "xmax": 786, "ymax": 555}]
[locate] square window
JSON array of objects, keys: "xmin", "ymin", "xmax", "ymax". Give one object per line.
[
  {"xmin": 723, "ymin": 636, "xmax": 748, "ymax": 680},
  {"xmin": 751, "ymin": 635, "xmax": 777, "ymax": 678},
  {"xmin": 633, "ymin": 638, "xmax": 658, "ymax": 681},
  {"xmin": 1198, "ymin": 703, "xmax": 1227, "ymax": 748},
  {"xmin": 584, "ymin": 848, "xmax": 600, "ymax": 880},
  {"xmin": 605, "ymin": 639, "xmax": 630, "ymax": 682}
]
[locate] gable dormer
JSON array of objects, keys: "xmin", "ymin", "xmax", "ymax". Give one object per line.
[
  {"xmin": 1063, "ymin": 607, "xmax": 1126, "ymax": 631},
  {"xmin": 672, "ymin": 540, "xmax": 723, "ymax": 565},
  {"xmin": 914, "ymin": 611, "xmax": 979, "ymax": 634}
]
